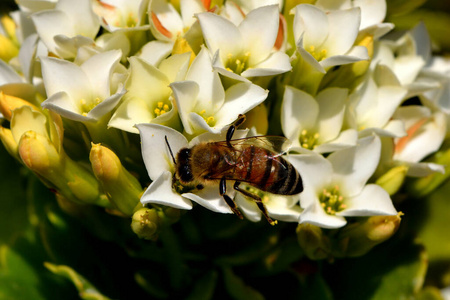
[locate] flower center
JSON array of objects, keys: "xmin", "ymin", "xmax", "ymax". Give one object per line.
[
  {"xmin": 308, "ymin": 45, "xmax": 327, "ymax": 62},
  {"xmin": 319, "ymin": 185, "xmax": 346, "ymax": 215},
  {"xmin": 154, "ymin": 100, "xmax": 171, "ymax": 117},
  {"xmin": 79, "ymin": 98, "xmax": 101, "ymax": 116},
  {"xmin": 198, "ymin": 109, "xmax": 216, "ymax": 126},
  {"xmin": 225, "ymin": 52, "xmax": 251, "ymax": 75},
  {"xmin": 125, "ymin": 12, "xmax": 138, "ymax": 28},
  {"xmin": 299, "ymin": 129, "xmax": 320, "ymax": 149}
]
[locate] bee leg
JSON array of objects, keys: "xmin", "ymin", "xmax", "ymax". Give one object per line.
[
  {"xmin": 226, "ymin": 114, "xmax": 246, "ymax": 147},
  {"xmin": 234, "ymin": 182, "xmax": 277, "ymax": 226},
  {"xmin": 220, "ymin": 178, "xmax": 243, "ymax": 219}
]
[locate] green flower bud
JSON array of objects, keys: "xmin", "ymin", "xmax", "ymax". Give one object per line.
[
  {"xmin": 296, "ymin": 223, "xmax": 331, "ymax": 260},
  {"xmin": 375, "ymin": 165, "xmax": 408, "ymax": 195},
  {"xmin": 335, "ymin": 213, "xmax": 403, "ymax": 257},
  {"xmin": 131, "ymin": 208, "xmax": 160, "ymax": 240},
  {"xmin": 89, "ymin": 143, "xmax": 142, "ymax": 216}
]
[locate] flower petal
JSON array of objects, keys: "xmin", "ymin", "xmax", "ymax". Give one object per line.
[
  {"xmin": 197, "ymin": 12, "xmax": 243, "ymax": 64},
  {"xmin": 338, "ymin": 184, "xmax": 397, "ymax": 216},
  {"xmin": 241, "ymin": 51, "xmax": 292, "ymax": 77},
  {"xmin": 316, "ymin": 87, "xmax": 348, "ymax": 142},
  {"xmin": 183, "ymin": 185, "xmax": 234, "ymax": 214},
  {"xmin": 136, "ymin": 123, "xmax": 188, "ymax": 181},
  {"xmin": 320, "ymin": 46, "xmax": 369, "ymax": 69},
  {"xmin": 239, "ymin": 5, "xmax": 279, "ymax": 65},
  {"xmin": 170, "ymin": 80, "xmax": 199, "ymax": 135},
  {"xmin": 328, "ymin": 135, "xmax": 381, "ymax": 196},
  {"xmin": 141, "ymin": 171, "xmax": 193, "ymax": 209},
  {"xmin": 299, "ymin": 201, "xmax": 347, "ymax": 229},
  {"xmin": 41, "ymin": 91, "xmax": 94, "ymax": 122}
]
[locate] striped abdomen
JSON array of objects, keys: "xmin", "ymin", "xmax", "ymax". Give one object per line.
[{"xmin": 235, "ymin": 146, "xmax": 303, "ymax": 195}]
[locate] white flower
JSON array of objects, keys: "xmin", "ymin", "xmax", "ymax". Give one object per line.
[
  {"xmin": 281, "ymin": 86, "xmax": 357, "ymax": 153},
  {"xmin": 197, "ymin": 5, "xmax": 291, "ymax": 81},
  {"xmin": 293, "ymin": 4, "xmax": 369, "ymax": 74},
  {"xmin": 108, "ymin": 52, "xmax": 191, "ymax": 133},
  {"xmin": 289, "ymin": 135, "xmax": 397, "ymax": 229},
  {"xmin": 346, "ymin": 65, "xmax": 408, "ymax": 138},
  {"xmin": 136, "ymin": 123, "xmax": 250, "ymax": 214},
  {"xmin": 93, "ymin": 0, "xmax": 149, "ymax": 32},
  {"xmin": 40, "ymin": 50, "xmax": 126, "ymax": 122},
  {"xmin": 149, "ymin": 0, "xmax": 207, "ymax": 43},
  {"xmin": 390, "ymin": 106, "xmax": 446, "ymax": 176},
  {"xmin": 171, "ymin": 47, "xmax": 268, "ymax": 136},
  {"xmin": 31, "ymin": 0, "xmax": 100, "ymax": 59}
]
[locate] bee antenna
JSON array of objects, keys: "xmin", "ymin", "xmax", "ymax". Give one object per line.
[{"xmin": 165, "ymin": 136, "xmax": 176, "ymax": 165}]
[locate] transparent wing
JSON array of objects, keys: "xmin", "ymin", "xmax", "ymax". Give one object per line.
[{"xmin": 214, "ymin": 136, "xmax": 292, "ymax": 156}]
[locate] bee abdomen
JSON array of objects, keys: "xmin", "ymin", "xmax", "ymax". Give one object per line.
[{"xmin": 267, "ymin": 158, "xmax": 303, "ymax": 195}]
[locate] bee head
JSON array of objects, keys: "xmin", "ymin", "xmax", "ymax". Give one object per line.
[{"xmin": 176, "ymin": 148, "xmax": 194, "ymax": 183}]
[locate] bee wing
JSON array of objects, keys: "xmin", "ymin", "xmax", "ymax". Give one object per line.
[{"xmin": 219, "ymin": 136, "xmax": 292, "ymax": 156}]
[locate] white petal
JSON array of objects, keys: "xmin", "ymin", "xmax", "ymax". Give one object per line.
[
  {"xmin": 183, "ymin": 185, "xmax": 233, "ymax": 214},
  {"xmin": 41, "ymin": 91, "xmax": 94, "ymax": 122},
  {"xmin": 299, "ymin": 201, "xmax": 347, "ymax": 229},
  {"xmin": 186, "ymin": 47, "xmax": 225, "ymax": 108},
  {"xmin": 56, "ymin": 0, "xmax": 100, "ymax": 38},
  {"xmin": 214, "ymin": 82, "xmax": 268, "ymax": 128},
  {"xmin": 108, "ymin": 97, "xmax": 153, "ymax": 133},
  {"xmin": 197, "ymin": 12, "xmax": 243, "ymax": 64},
  {"xmin": 235, "ymin": 194, "xmax": 262, "ymax": 222},
  {"xmin": 265, "ymin": 195, "xmax": 303, "ymax": 222},
  {"xmin": 136, "ymin": 123, "xmax": 188, "ymax": 181},
  {"xmin": 40, "ymin": 56, "xmax": 91, "ymax": 102},
  {"xmin": 316, "ymin": 87, "xmax": 348, "ymax": 142},
  {"xmin": 239, "ymin": 5, "xmax": 279, "ymax": 65},
  {"xmin": 320, "ymin": 46, "xmax": 369, "ymax": 69},
  {"xmin": 150, "ymin": 0, "xmax": 183, "ymax": 40},
  {"xmin": 88, "ymin": 87, "xmax": 126, "ymax": 120},
  {"xmin": 0, "ymin": 59, "xmax": 24, "ymax": 85},
  {"xmin": 328, "ymin": 135, "xmax": 381, "ymax": 196},
  {"xmin": 339, "ymin": 184, "xmax": 397, "ymax": 216},
  {"xmin": 180, "ymin": 0, "xmax": 205, "ymax": 27},
  {"xmin": 293, "ymin": 4, "xmax": 328, "ymax": 49},
  {"xmin": 170, "ymin": 80, "xmax": 199, "ymax": 135},
  {"xmin": 323, "ymin": 7, "xmax": 361, "ymax": 56},
  {"xmin": 281, "ymin": 86, "xmax": 319, "ymax": 142},
  {"xmin": 158, "ymin": 52, "xmax": 191, "ymax": 82},
  {"xmin": 241, "ymin": 51, "xmax": 292, "ymax": 77},
  {"xmin": 141, "ymin": 171, "xmax": 193, "ymax": 209},
  {"xmin": 81, "ymin": 50, "xmax": 122, "ymax": 100},
  {"xmin": 138, "ymin": 41, "xmax": 172, "ymax": 66},
  {"xmin": 313, "ymin": 129, "xmax": 358, "ymax": 153},
  {"xmin": 297, "ymin": 42, "xmax": 326, "ymax": 73},
  {"xmin": 358, "ymin": 120, "xmax": 406, "ymax": 138}
]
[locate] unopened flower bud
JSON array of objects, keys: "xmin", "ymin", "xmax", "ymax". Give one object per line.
[
  {"xmin": 336, "ymin": 213, "xmax": 402, "ymax": 257},
  {"xmin": 0, "ymin": 15, "xmax": 19, "ymax": 62},
  {"xmin": 0, "ymin": 127, "xmax": 19, "ymax": 159},
  {"xmin": 18, "ymin": 130, "xmax": 61, "ymax": 173},
  {"xmin": 89, "ymin": 143, "xmax": 141, "ymax": 216},
  {"xmin": 296, "ymin": 223, "xmax": 330, "ymax": 260},
  {"xmin": 243, "ymin": 104, "xmax": 268, "ymax": 135},
  {"xmin": 0, "ymin": 92, "xmax": 39, "ymax": 121},
  {"xmin": 376, "ymin": 165, "xmax": 408, "ymax": 195},
  {"xmin": 131, "ymin": 208, "xmax": 160, "ymax": 240}
]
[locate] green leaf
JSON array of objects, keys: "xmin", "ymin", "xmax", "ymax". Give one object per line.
[
  {"xmin": 186, "ymin": 270, "xmax": 218, "ymax": 300},
  {"xmin": 416, "ymin": 180, "xmax": 450, "ymax": 261},
  {"xmin": 222, "ymin": 267, "xmax": 264, "ymax": 300},
  {"xmin": 323, "ymin": 238, "xmax": 428, "ymax": 300},
  {"xmin": 44, "ymin": 262, "xmax": 110, "ymax": 300}
]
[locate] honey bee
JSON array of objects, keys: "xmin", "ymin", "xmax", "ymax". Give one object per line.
[{"xmin": 165, "ymin": 114, "xmax": 303, "ymax": 225}]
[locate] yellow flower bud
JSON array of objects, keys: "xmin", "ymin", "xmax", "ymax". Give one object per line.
[
  {"xmin": 131, "ymin": 208, "xmax": 161, "ymax": 240},
  {"xmin": 18, "ymin": 130, "xmax": 60, "ymax": 174},
  {"xmin": 375, "ymin": 165, "xmax": 409, "ymax": 195},
  {"xmin": 0, "ymin": 91, "xmax": 39, "ymax": 121},
  {"xmin": 335, "ymin": 213, "xmax": 402, "ymax": 257},
  {"xmin": 243, "ymin": 104, "xmax": 269, "ymax": 135},
  {"xmin": 89, "ymin": 143, "xmax": 142, "ymax": 216},
  {"xmin": 296, "ymin": 223, "xmax": 331, "ymax": 260},
  {"xmin": 0, "ymin": 127, "xmax": 18, "ymax": 159}
]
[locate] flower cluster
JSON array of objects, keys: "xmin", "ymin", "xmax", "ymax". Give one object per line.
[{"xmin": 1, "ymin": 0, "xmax": 449, "ymax": 260}]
